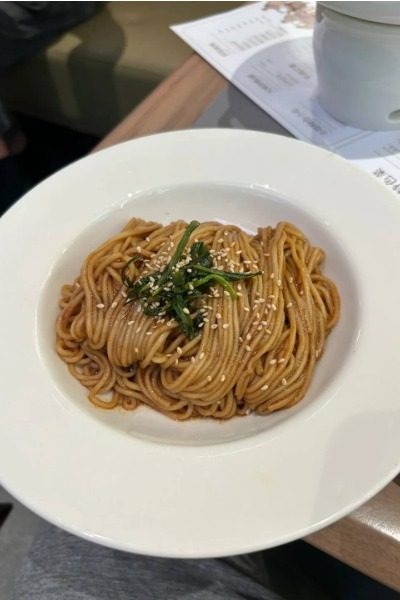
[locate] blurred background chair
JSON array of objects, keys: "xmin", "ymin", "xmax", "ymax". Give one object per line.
[{"xmin": 0, "ymin": 1, "xmax": 237, "ymax": 137}]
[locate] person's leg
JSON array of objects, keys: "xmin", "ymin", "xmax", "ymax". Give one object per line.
[
  {"xmin": 0, "ymin": 97, "xmax": 14, "ymax": 152},
  {"xmin": 0, "ymin": 99, "xmax": 31, "ymax": 211},
  {"xmin": 13, "ymin": 522, "xmax": 331, "ymax": 600},
  {"xmin": 0, "ymin": 2, "xmax": 98, "ymax": 211},
  {"xmin": 0, "ymin": 99, "xmax": 26, "ymax": 156}
]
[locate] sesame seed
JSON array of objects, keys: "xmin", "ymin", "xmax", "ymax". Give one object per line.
[
  {"xmin": 266, "ymin": 329, "xmax": 272, "ymax": 334},
  {"xmin": 271, "ymin": 303, "xmax": 277, "ymax": 311},
  {"xmin": 216, "ymin": 313, "xmax": 222, "ymax": 320},
  {"xmin": 239, "ymin": 336, "xmax": 244, "ymax": 343},
  {"xmin": 75, "ymin": 281, "xmax": 80, "ymax": 288},
  {"xmin": 277, "ymin": 279, "xmax": 282, "ymax": 287},
  {"xmin": 245, "ymin": 345, "xmax": 252, "ymax": 352},
  {"xmin": 264, "ymin": 253, "xmax": 270, "ymax": 257},
  {"xmin": 135, "ymin": 347, "xmax": 139, "ymax": 353},
  {"xmin": 207, "ymin": 375, "xmax": 212, "ymax": 382},
  {"xmin": 191, "ymin": 356, "xmax": 195, "ymax": 363},
  {"xmin": 287, "ymin": 302, "xmax": 293, "ymax": 308},
  {"xmin": 235, "ymin": 250, "xmax": 242, "ymax": 255},
  {"xmin": 136, "ymin": 305, "xmax": 142, "ymax": 313},
  {"xmin": 136, "ymin": 246, "xmax": 142, "ymax": 253},
  {"xmin": 96, "ymin": 303, "xmax": 105, "ymax": 309},
  {"xmin": 221, "ymin": 374, "xmax": 226, "ymax": 382},
  {"xmin": 199, "ymin": 352, "xmax": 205, "ymax": 359},
  {"xmin": 198, "ymin": 322, "xmax": 205, "ymax": 328},
  {"xmin": 177, "ymin": 347, "xmax": 182, "ymax": 355},
  {"xmin": 270, "ymin": 358, "xmax": 277, "ymax": 365},
  {"xmin": 146, "ymin": 331, "xmax": 152, "ymax": 336},
  {"xmin": 128, "ymin": 320, "xmax": 135, "ymax": 325},
  {"xmin": 167, "ymin": 320, "xmax": 174, "ymax": 327},
  {"xmin": 237, "ymin": 284, "xmax": 242, "ymax": 291},
  {"xmin": 136, "ymin": 327, "xmax": 141, "ymax": 333},
  {"xmin": 270, "ymin": 273, "xmax": 275, "ymax": 279},
  {"xmin": 224, "ymin": 231, "xmax": 229, "ymax": 236},
  {"xmin": 111, "ymin": 301, "xmax": 118, "ymax": 308},
  {"xmin": 289, "ymin": 277, "xmax": 294, "ymax": 283},
  {"xmin": 257, "ymin": 325, "xmax": 262, "ymax": 331},
  {"xmin": 244, "ymin": 307, "xmax": 250, "ymax": 312},
  {"xmin": 282, "ymin": 378, "xmax": 287, "ymax": 385},
  {"xmin": 261, "ymin": 384, "xmax": 269, "ymax": 390},
  {"xmin": 203, "ymin": 317, "xmax": 209, "ymax": 323},
  {"xmin": 261, "ymin": 320, "xmax": 268, "ymax": 326},
  {"xmin": 145, "ymin": 236, "xmax": 150, "ymax": 242},
  {"xmin": 256, "ymin": 312, "xmax": 260, "ymax": 319},
  {"xmin": 183, "ymin": 307, "xmax": 190, "ymax": 315},
  {"xmin": 222, "ymin": 323, "xmax": 229, "ymax": 329},
  {"xmin": 268, "ymin": 294, "xmax": 275, "ymax": 299},
  {"xmin": 218, "ymin": 238, "xmax": 224, "ymax": 243},
  {"xmin": 224, "ymin": 290, "xmax": 230, "ymax": 297},
  {"xmin": 211, "ymin": 324, "xmax": 218, "ymax": 329},
  {"xmin": 187, "ymin": 268, "xmax": 192, "ymax": 273},
  {"xmin": 246, "ymin": 333, "xmax": 252, "ymax": 340},
  {"xmin": 237, "ymin": 292, "xmax": 243, "ymax": 297},
  {"xmin": 175, "ymin": 359, "xmax": 179, "ymax": 366}
]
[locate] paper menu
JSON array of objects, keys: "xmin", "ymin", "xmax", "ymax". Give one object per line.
[{"xmin": 172, "ymin": 1, "xmax": 400, "ymax": 195}]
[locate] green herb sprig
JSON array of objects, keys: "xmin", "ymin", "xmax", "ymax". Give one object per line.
[{"xmin": 122, "ymin": 221, "xmax": 260, "ymax": 339}]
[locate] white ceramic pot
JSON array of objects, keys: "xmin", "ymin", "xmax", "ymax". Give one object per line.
[{"xmin": 313, "ymin": 2, "xmax": 400, "ymax": 130}]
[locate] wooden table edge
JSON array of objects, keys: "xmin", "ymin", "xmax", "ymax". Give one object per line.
[
  {"xmin": 94, "ymin": 54, "xmax": 400, "ymax": 592},
  {"xmin": 94, "ymin": 54, "xmax": 227, "ymax": 153}
]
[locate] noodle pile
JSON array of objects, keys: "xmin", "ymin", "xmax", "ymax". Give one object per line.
[{"xmin": 56, "ymin": 219, "xmax": 340, "ymax": 420}]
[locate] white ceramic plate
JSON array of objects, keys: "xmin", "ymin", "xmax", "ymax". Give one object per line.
[{"xmin": 1, "ymin": 129, "xmax": 399, "ymax": 558}]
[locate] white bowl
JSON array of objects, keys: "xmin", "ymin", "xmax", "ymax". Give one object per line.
[{"xmin": 1, "ymin": 129, "xmax": 400, "ymax": 557}]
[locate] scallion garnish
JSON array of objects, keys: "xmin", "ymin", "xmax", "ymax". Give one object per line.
[{"xmin": 122, "ymin": 221, "xmax": 260, "ymax": 339}]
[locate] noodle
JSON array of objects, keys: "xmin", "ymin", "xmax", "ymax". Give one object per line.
[{"xmin": 56, "ymin": 218, "xmax": 340, "ymax": 420}]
